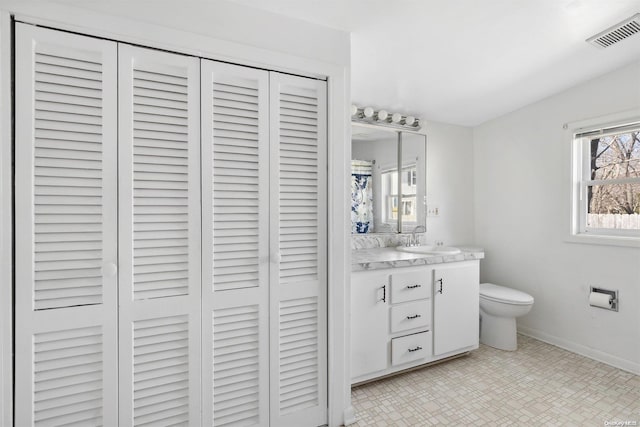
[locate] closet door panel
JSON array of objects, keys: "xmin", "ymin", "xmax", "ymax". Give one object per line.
[
  {"xmin": 269, "ymin": 73, "xmax": 327, "ymax": 427},
  {"xmin": 201, "ymin": 60, "xmax": 270, "ymax": 427},
  {"xmin": 15, "ymin": 23, "xmax": 118, "ymax": 426},
  {"xmin": 118, "ymin": 45, "xmax": 201, "ymax": 426}
]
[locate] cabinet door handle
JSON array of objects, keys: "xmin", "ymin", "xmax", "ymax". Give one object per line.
[
  {"xmin": 406, "ymin": 284, "xmax": 422, "ymax": 289},
  {"xmin": 380, "ymin": 285, "xmax": 386, "ymax": 303},
  {"xmin": 408, "ymin": 346, "xmax": 423, "ymax": 353},
  {"xmin": 436, "ymin": 278, "xmax": 443, "ymax": 294},
  {"xmin": 406, "ymin": 314, "xmax": 421, "ymax": 320}
]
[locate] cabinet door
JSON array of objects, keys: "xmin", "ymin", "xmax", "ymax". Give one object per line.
[
  {"xmin": 14, "ymin": 23, "xmax": 118, "ymax": 426},
  {"xmin": 351, "ymin": 272, "xmax": 389, "ymax": 380},
  {"xmin": 201, "ymin": 59, "xmax": 270, "ymax": 427},
  {"xmin": 118, "ymin": 45, "xmax": 201, "ymax": 425},
  {"xmin": 269, "ymin": 73, "xmax": 327, "ymax": 427},
  {"xmin": 433, "ymin": 263, "xmax": 479, "ymax": 356}
]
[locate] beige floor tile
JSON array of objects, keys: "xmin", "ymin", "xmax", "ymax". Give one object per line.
[{"xmin": 350, "ymin": 335, "xmax": 639, "ymax": 426}]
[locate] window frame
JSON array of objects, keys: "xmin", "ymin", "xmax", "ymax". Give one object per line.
[{"xmin": 569, "ymin": 110, "xmax": 640, "ymax": 247}]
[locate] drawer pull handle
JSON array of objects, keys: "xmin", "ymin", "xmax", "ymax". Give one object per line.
[
  {"xmin": 406, "ymin": 284, "xmax": 422, "ymax": 289},
  {"xmin": 406, "ymin": 314, "xmax": 421, "ymax": 320},
  {"xmin": 408, "ymin": 346, "xmax": 423, "ymax": 353}
]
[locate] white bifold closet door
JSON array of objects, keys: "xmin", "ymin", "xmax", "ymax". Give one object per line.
[
  {"xmin": 201, "ymin": 60, "xmax": 271, "ymax": 427},
  {"xmin": 118, "ymin": 45, "xmax": 202, "ymax": 426},
  {"xmin": 269, "ymin": 73, "xmax": 327, "ymax": 427},
  {"xmin": 15, "ymin": 23, "xmax": 119, "ymax": 426},
  {"xmin": 201, "ymin": 62, "xmax": 327, "ymax": 427},
  {"xmin": 15, "ymin": 22, "xmax": 326, "ymax": 427}
]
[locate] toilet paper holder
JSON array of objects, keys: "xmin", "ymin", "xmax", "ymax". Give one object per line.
[{"xmin": 590, "ymin": 286, "xmax": 618, "ymax": 312}]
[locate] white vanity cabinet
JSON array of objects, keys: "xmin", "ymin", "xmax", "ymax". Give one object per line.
[
  {"xmin": 433, "ymin": 262, "xmax": 480, "ymax": 356},
  {"xmin": 351, "ymin": 265, "xmax": 433, "ymax": 383},
  {"xmin": 350, "ymin": 260, "xmax": 479, "ymax": 384},
  {"xmin": 350, "ymin": 270, "xmax": 390, "ymax": 378}
]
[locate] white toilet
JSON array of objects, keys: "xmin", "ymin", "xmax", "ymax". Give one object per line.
[{"xmin": 479, "ymin": 283, "xmax": 534, "ymax": 351}]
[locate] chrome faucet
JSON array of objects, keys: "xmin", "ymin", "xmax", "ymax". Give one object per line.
[{"xmin": 409, "ymin": 225, "xmax": 426, "ymax": 246}]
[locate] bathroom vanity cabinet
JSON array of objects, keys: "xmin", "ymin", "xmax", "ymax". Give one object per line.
[
  {"xmin": 433, "ymin": 264, "xmax": 480, "ymax": 356},
  {"xmin": 351, "ymin": 260, "xmax": 479, "ymax": 384},
  {"xmin": 350, "ymin": 270, "xmax": 391, "ymax": 378}
]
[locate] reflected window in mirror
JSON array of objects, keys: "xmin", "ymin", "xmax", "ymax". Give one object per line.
[
  {"xmin": 401, "ymin": 165, "xmax": 418, "ymax": 223},
  {"xmin": 383, "ymin": 165, "xmax": 418, "ymax": 223},
  {"xmin": 381, "ymin": 167, "xmax": 398, "ymax": 224}
]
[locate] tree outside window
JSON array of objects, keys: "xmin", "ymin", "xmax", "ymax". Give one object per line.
[{"xmin": 584, "ymin": 128, "xmax": 640, "ymax": 232}]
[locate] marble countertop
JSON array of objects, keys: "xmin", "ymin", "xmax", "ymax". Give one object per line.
[{"xmin": 352, "ymin": 246, "xmax": 485, "ymax": 271}]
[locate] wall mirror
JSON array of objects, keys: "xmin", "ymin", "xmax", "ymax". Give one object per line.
[{"xmin": 351, "ymin": 123, "xmax": 426, "ymax": 234}]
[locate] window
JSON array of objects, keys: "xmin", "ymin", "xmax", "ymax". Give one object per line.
[
  {"xmin": 400, "ymin": 166, "xmax": 418, "ymax": 222},
  {"xmin": 381, "ymin": 165, "xmax": 418, "ymax": 223},
  {"xmin": 572, "ymin": 117, "xmax": 640, "ymax": 242}
]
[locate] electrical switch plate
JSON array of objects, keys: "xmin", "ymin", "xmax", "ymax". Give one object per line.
[{"xmin": 427, "ymin": 205, "xmax": 439, "ymax": 217}]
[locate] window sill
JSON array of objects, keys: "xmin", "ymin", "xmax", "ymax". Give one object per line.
[{"xmin": 566, "ymin": 233, "xmax": 640, "ymax": 249}]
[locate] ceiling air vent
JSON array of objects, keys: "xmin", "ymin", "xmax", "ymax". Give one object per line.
[{"xmin": 587, "ymin": 13, "xmax": 640, "ymax": 48}]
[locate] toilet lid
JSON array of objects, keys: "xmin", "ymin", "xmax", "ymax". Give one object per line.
[{"xmin": 480, "ymin": 283, "xmax": 534, "ymax": 305}]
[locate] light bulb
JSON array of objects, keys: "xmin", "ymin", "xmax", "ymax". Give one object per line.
[
  {"xmin": 405, "ymin": 116, "xmax": 415, "ymax": 126},
  {"xmin": 391, "ymin": 113, "xmax": 402, "ymax": 123},
  {"xmin": 377, "ymin": 110, "xmax": 388, "ymax": 121},
  {"xmin": 363, "ymin": 107, "xmax": 374, "ymax": 118},
  {"xmin": 350, "ymin": 104, "xmax": 358, "ymax": 116}
]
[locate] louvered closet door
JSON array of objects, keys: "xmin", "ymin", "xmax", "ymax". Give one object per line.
[
  {"xmin": 201, "ymin": 60, "xmax": 270, "ymax": 427},
  {"xmin": 269, "ymin": 73, "xmax": 328, "ymax": 427},
  {"xmin": 14, "ymin": 23, "xmax": 118, "ymax": 426},
  {"xmin": 118, "ymin": 45, "xmax": 201, "ymax": 426}
]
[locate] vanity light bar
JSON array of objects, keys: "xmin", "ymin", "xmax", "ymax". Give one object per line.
[{"xmin": 351, "ymin": 104, "xmax": 422, "ymax": 131}]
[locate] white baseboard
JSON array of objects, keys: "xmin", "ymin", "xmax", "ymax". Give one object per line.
[
  {"xmin": 343, "ymin": 405, "xmax": 356, "ymax": 426},
  {"xmin": 517, "ymin": 325, "xmax": 640, "ymax": 375}
]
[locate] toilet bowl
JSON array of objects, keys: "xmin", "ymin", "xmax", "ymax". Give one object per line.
[{"xmin": 479, "ymin": 283, "xmax": 534, "ymax": 351}]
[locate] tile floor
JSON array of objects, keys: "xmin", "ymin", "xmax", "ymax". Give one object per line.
[{"xmin": 350, "ymin": 335, "xmax": 640, "ymax": 426}]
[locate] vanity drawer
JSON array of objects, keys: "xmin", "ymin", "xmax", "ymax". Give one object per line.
[
  {"xmin": 390, "ymin": 270, "xmax": 431, "ymax": 303},
  {"xmin": 391, "ymin": 331, "xmax": 431, "ymax": 366},
  {"xmin": 390, "ymin": 300, "xmax": 430, "ymax": 333}
]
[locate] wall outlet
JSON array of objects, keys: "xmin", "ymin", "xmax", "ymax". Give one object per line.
[{"xmin": 427, "ymin": 205, "xmax": 440, "ymax": 217}]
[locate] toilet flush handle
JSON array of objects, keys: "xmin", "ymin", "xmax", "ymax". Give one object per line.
[{"xmin": 436, "ymin": 278, "xmax": 443, "ymax": 294}]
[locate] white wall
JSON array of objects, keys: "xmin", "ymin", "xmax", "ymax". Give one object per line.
[
  {"xmin": 30, "ymin": 0, "xmax": 351, "ymax": 68},
  {"xmin": 0, "ymin": 0, "xmax": 350, "ymax": 80},
  {"xmin": 473, "ymin": 61, "xmax": 640, "ymax": 373},
  {"xmin": 425, "ymin": 120, "xmax": 475, "ymax": 246}
]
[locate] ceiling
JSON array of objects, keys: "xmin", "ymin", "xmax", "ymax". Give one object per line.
[
  {"xmin": 44, "ymin": 0, "xmax": 640, "ymax": 127},
  {"xmin": 225, "ymin": 0, "xmax": 640, "ymax": 126}
]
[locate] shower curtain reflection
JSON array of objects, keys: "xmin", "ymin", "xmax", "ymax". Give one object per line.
[{"xmin": 351, "ymin": 160, "xmax": 374, "ymax": 233}]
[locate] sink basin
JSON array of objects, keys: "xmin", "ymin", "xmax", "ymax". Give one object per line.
[{"xmin": 396, "ymin": 245, "xmax": 461, "ymax": 255}]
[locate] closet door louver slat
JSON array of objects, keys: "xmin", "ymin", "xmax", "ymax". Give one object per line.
[
  {"xmin": 201, "ymin": 61, "xmax": 270, "ymax": 427},
  {"xmin": 132, "ymin": 315, "xmax": 190, "ymax": 426},
  {"xmin": 15, "ymin": 23, "xmax": 118, "ymax": 426},
  {"xmin": 119, "ymin": 45, "xmax": 201, "ymax": 426},
  {"xmin": 212, "ymin": 306, "xmax": 261, "ymax": 426},
  {"xmin": 269, "ymin": 73, "xmax": 328, "ymax": 427},
  {"xmin": 211, "ymin": 79, "xmax": 261, "ymax": 293}
]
